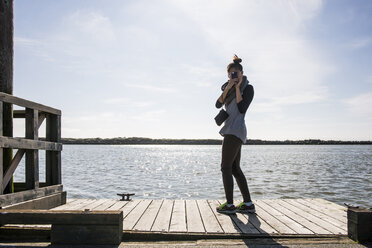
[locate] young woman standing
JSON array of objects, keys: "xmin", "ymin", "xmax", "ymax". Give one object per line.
[{"xmin": 215, "ymin": 55, "xmax": 255, "ymax": 214}]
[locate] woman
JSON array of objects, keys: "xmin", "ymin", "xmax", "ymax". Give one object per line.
[{"xmin": 215, "ymin": 55, "xmax": 255, "ymax": 214}]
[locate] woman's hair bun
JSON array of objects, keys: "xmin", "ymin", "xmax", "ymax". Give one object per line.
[
  {"xmin": 233, "ymin": 54, "xmax": 242, "ymax": 64},
  {"xmin": 227, "ymin": 54, "xmax": 243, "ymax": 72}
]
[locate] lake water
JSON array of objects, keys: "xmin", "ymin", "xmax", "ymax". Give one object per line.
[{"xmin": 13, "ymin": 145, "xmax": 372, "ymax": 208}]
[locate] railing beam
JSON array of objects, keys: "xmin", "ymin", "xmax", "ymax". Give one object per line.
[
  {"xmin": 0, "ymin": 92, "xmax": 62, "ymax": 195},
  {"xmin": 13, "ymin": 110, "xmax": 46, "ymax": 120},
  {"xmin": 0, "ymin": 93, "xmax": 61, "ymax": 116},
  {"xmin": 25, "ymin": 108, "xmax": 39, "ymax": 190},
  {"xmin": 2, "ymin": 114, "xmax": 46, "ymax": 190},
  {"xmin": 46, "ymin": 114, "xmax": 62, "ymax": 185},
  {"xmin": 0, "ymin": 137, "xmax": 62, "ymax": 151}
]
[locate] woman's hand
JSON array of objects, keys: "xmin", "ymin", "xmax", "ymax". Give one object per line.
[
  {"xmin": 218, "ymin": 79, "xmax": 235, "ymax": 104},
  {"xmin": 226, "ymin": 79, "xmax": 235, "ymax": 90},
  {"xmin": 235, "ymin": 75, "xmax": 243, "ymax": 88},
  {"xmin": 235, "ymin": 75, "xmax": 243, "ymax": 103}
]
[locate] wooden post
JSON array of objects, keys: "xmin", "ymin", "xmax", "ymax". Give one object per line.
[
  {"xmin": 25, "ymin": 108, "xmax": 39, "ymax": 189},
  {"xmin": 348, "ymin": 207, "xmax": 372, "ymax": 242},
  {"xmin": 0, "ymin": 101, "xmax": 3, "ymax": 194},
  {"xmin": 46, "ymin": 114, "xmax": 61, "ymax": 185},
  {"xmin": 0, "ymin": 0, "xmax": 14, "ymax": 194}
]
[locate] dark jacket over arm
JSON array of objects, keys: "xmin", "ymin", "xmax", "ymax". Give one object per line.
[
  {"xmin": 216, "ymin": 85, "xmax": 254, "ymax": 112},
  {"xmin": 237, "ymin": 84, "xmax": 254, "ymax": 113},
  {"xmin": 216, "ymin": 99, "xmax": 223, "ymax": 108}
]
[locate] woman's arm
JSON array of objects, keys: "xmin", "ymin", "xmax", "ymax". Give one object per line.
[
  {"xmin": 235, "ymin": 85, "xmax": 243, "ymax": 103},
  {"xmin": 237, "ymin": 85, "xmax": 254, "ymax": 113},
  {"xmin": 216, "ymin": 81, "xmax": 234, "ymax": 108}
]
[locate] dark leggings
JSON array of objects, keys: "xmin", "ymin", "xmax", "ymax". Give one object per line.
[{"xmin": 221, "ymin": 135, "xmax": 251, "ymax": 204}]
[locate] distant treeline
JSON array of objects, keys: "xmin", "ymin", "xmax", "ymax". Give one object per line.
[{"xmin": 60, "ymin": 137, "xmax": 372, "ymax": 145}]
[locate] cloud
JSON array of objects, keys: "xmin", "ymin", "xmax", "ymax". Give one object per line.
[
  {"xmin": 131, "ymin": 110, "xmax": 166, "ymax": 122},
  {"xmin": 14, "ymin": 37, "xmax": 55, "ymax": 61},
  {"xmin": 62, "ymin": 112, "xmax": 125, "ymax": 138},
  {"xmin": 288, "ymin": 0, "xmax": 323, "ymax": 22},
  {"xmin": 171, "ymin": 0, "xmax": 330, "ymax": 110},
  {"xmin": 345, "ymin": 92, "xmax": 372, "ymax": 116},
  {"xmin": 18, "ymin": 0, "xmax": 357, "ymax": 140},
  {"xmin": 182, "ymin": 64, "xmax": 221, "ymax": 88},
  {"xmin": 14, "ymin": 37, "xmax": 41, "ymax": 47},
  {"xmin": 103, "ymin": 97, "xmax": 130, "ymax": 104},
  {"xmin": 125, "ymin": 83, "xmax": 177, "ymax": 93},
  {"xmin": 64, "ymin": 10, "xmax": 116, "ymax": 43},
  {"xmin": 349, "ymin": 37, "xmax": 372, "ymax": 49},
  {"xmin": 367, "ymin": 75, "xmax": 372, "ymax": 84},
  {"xmin": 15, "ymin": 11, "xmax": 117, "ymax": 73},
  {"xmin": 134, "ymin": 102, "xmax": 153, "ymax": 107}
]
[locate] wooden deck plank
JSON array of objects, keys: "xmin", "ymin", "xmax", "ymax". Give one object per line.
[
  {"xmin": 106, "ymin": 200, "xmax": 130, "ymax": 211},
  {"xmin": 296, "ymin": 199, "xmax": 347, "ymax": 226},
  {"xmin": 66, "ymin": 198, "xmax": 79, "ymax": 204},
  {"xmin": 208, "ymin": 200, "xmax": 240, "ymax": 234},
  {"xmin": 313, "ymin": 198, "xmax": 347, "ymax": 212},
  {"xmin": 67, "ymin": 199, "xmax": 97, "ymax": 210},
  {"xmin": 265, "ymin": 199, "xmax": 332, "ymax": 235},
  {"xmin": 237, "ymin": 201, "xmax": 278, "ymax": 235},
  {"xmin": 123, "ymin": 199, "xmax": 152, "ymax": 231},
  {"xmin": 198, "ymin": 200, "xmax": 223, "ymax": 233},
  {"xmin": 51, "ymin": 199, "xmax": 94, "ymax": 210},
  {"xmin": 284, "ymin": 199, "xmax": 347, "ymax": 233},
  {"xmin": 81, "ymin": 199, "xmax": 109, "ymax": 210},
  {"xmin": 256, "ymin": 200, "xmax": 312, "ymax": 234},
  {"xmin": 151, "ymin": 199, "xmax": 174, "ymax": 232},
  {"xmin": 244, "ymin": 213, "xmax": 278, "ymax": 235},
  {"xmin": 237, "ymin": 202, "xmax": 295, "ymax": 234},
  {"xmin": 51, "ymin": 199, "xmax": 88, "ymax": 210},
  {"xmin": 92, "ymin": 199, "xmax": 118, "ymax": 210},
  {"xmin": 8, "ymin": 198, "xmax": 349, "ymax": 238},
  {"xmin": 232, "ymin": 213, "xmax": 260, "ymax": 234},
  {"xmin": 120, "ymin": 200, "xmax": 142, "ymax": 219},
  {"xmin": 311, "ymin": 198, "xmax": 347, "ymax": 217},
  {"xmin": 186, "ymin": 200, "xmax": 205, "ymax": 233},
  {"xmin": 302, "ymin": 198, "xmax": 347, "ymax": 221},
  {"xmin": 134, "ymin": 200, "xmax": 163, "ymax": 232},
  {"xmin": 169, "ymin": 200, "xmax": 187, "ymax": 233},
  {"xmin": 228, "ymin": 200, "xmax": 260, "ymax": 234},
  {"xmin": 50, "ymin": 199, "xmax": 82, "ymax": 210}
]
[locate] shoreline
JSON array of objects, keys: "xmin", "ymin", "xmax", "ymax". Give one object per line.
[{"xmin": 59, "ymin": 138, "xmax": 372, "ymax": 145}]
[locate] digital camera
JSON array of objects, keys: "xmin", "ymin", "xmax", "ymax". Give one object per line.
[{"xmin": 231, "ymin": 71, "xmax": 238, "ymax": 79}]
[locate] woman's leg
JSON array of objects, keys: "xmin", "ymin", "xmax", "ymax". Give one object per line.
[
  {"xmin": 221, "ymin": 135, "xmax": 242, "ymax": 204},
  {"xmin": 232, "ymin": 146, "xmax": 252, "ymax": 203}
]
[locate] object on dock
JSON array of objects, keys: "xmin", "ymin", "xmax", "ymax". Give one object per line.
[
  {"xmin": 117, "ymin": 193, "xmax": 135, "ymax": 201},
  {"xmin": 347, "ymin": 205, "xmax": 372, "ymax": 242},
  {"xmin": 344, "ymin": 203, "xmax": 359, "ymax": 208},
  {"xmin": 0, "ymin": 209, "xmax": 123, "ymax": 245}
]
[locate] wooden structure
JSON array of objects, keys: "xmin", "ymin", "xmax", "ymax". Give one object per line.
[
  {"xmin": 0, "ymin": 198, "xmax": 348, "ymax": 242},
  {"xmin": 347, "ymin": 207, "xmax": 372, "ymax": 242},
  {"xmin": 0, "ymin": 209, "xmax": 123, "ymax": 244},
  {"xmin": 0, "ymin": 0, "xmax": 14, "ymax": 194},
  {"xmin": 0, "ymin": 92, "xmax": 65, "ymax": 209}
]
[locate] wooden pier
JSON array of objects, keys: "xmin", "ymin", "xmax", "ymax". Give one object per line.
[{"xmin": 1, "ymin": 198, "xmax": 348, "ymax": 241}]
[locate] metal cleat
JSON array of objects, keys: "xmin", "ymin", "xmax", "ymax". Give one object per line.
[{"xmin": 117, "ymin": 193, "xmax": 135, "ymax": 201}]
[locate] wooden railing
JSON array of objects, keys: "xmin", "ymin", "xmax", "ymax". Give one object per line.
[{"xmin": 0, "ymin": 92, "xmax": 62, "ymax": 194}]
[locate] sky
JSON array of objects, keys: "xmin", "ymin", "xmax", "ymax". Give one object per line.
[{"xmin": 12, "ymin": 0, "xmax": 372, "ymax": 140}]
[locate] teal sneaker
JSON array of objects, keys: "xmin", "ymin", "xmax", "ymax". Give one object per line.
[
  {"xmin": 216, "ymin": 202, "xmax": 236, "ymax": 214},
  {"xmin": 236, "ymin": 202, "xmax": 256, "ymax": 213}
]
